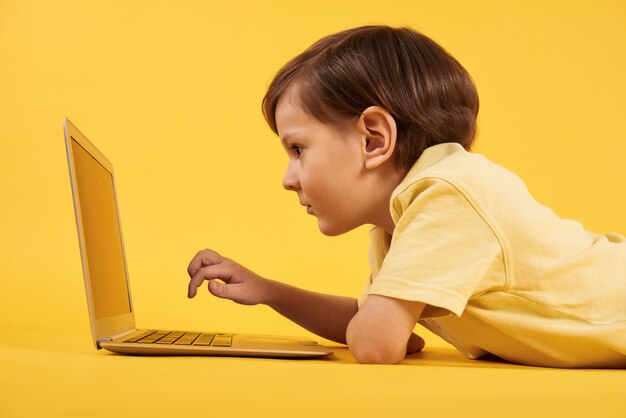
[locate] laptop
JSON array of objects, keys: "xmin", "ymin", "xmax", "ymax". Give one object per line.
[{"xmin": 64, "ymin": 118, "xmax": 332, "ymax": 358}]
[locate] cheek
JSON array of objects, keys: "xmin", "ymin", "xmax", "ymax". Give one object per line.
[
  {"xmin": 298, "ymin": 170, "xmax": 316, "ymax": 193},
  {"xmin": 299, "ymin": 169, "xmax": 332, "ymax": 203}
]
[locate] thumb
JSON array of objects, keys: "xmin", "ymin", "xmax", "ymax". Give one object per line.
[
  {"xmin": 207, "ymin": 278, "xmax": 259, "ymax": 306},
  {"xmin": 208, "ymin": 280, "xmax": 232, "ymax": 299}
]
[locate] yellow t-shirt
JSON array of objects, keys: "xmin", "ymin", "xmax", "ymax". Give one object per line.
[{"xmin": 359, "ymin": 143, "xmax": 626, "ymax": 367}]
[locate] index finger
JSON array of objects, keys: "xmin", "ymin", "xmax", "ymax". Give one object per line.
[
  {"xmin": 187, "ymin": 263, "xmax": 232, "ymax": 298},
  {"xmin": 187, "ymin": 248, "xmax": 223, "ymax": 278}
]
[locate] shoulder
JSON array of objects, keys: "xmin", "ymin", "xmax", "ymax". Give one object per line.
[{"xmin": 391, "ymin": 143, "xmax": 528, "ymax": 220}]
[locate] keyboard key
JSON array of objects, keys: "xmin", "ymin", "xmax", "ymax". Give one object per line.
[
  {"xmin": 155, "ymin": 337, "xmax": 178, "ymax": 344},
  {"xmin": 211, "ymin": 336, "xmax": 232, "ymax": 347},
  {"xmin": 124, "ymin": 330, "xmax": 156, "ymax": 343},
  {"xmin": 136, "ymin": 337, "xmax": 161, "ymax": 343},
  {"xmin": 174, "ymin": 332, "xmax": 200, "ymax": 345},
  {"xmin": 193, "ymin": 334, "xmax": 216, "ymax": 346}
]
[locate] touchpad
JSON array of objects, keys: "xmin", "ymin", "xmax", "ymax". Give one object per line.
[{"xmin": 241, "ymin": 336, "xmax": 301, "ymax": 345}]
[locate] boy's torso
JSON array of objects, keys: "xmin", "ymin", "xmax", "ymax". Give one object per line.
[{"xmin": 362, "ymin": 142, "xmax": 626, "ymax": 367}]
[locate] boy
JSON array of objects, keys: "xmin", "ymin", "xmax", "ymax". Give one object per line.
[{"xmin": 187, "ymin": 26, "xmax": 626, "ymax": 367}]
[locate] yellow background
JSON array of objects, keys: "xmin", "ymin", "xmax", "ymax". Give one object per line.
[
  {"xmin": 1, "ymin": 1, "xmax": 625, "ymax": 416},
  {"xmin": 2, "ymin": 0, "xmax": 625, "ymax": 337}
]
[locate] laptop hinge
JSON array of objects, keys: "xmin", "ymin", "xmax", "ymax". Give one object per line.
[
  {"xmin": 97, "ymin": 329, "xmax": 137, "ymax": 348},
  {"xmin": 96, "ymin": 337, "xmax": 111, "ymax": 348}
]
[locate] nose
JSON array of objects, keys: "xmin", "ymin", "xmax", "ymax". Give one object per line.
[{"xmin": 282, "ymin": 160, "xmax": 300, "ymax": 191}]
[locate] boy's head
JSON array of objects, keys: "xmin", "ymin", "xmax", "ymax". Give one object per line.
[{"xmin": 263, "ymin": 25, "xmax": 479, "ymax": 172}]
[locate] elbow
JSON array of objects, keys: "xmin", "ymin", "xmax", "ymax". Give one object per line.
[
  {"xmin": 350, "ymin": 344, "xmax": 405, "ymax": 365},
  {"xmin": 346, "ymin": 326, "xmax": 405, "ymax": 365}
]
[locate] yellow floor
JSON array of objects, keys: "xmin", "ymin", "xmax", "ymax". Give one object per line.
[{"xmin": 2, "ymin": 330, "xmax": 624, "ymax": 418}]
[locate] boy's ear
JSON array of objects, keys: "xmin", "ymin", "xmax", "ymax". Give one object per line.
[{"xmin": 356, "ymin": 106, "xmax": 397, "ymax": 170}]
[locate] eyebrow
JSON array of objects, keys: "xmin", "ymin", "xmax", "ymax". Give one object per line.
[{"xmin": 280, "ymin": 132, "xmax": 301, "ymax": 144}]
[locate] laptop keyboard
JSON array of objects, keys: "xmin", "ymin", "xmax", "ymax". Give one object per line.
[{"xmin": 124, "ymin": 330, "xmax": 233, "ymax": 347}]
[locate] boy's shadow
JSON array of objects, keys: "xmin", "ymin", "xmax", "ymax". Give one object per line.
[{"xmin": 324, "ymin": 345, "xmax": 536, "ymax": 370}]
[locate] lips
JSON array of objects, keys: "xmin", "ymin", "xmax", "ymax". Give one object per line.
[{"xmin": 300, "ymin": 202, "xmax": 313, "ymax": 214}]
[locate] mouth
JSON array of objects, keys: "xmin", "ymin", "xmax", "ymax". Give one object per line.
[{"xmin": 300, "ymin": 202, "xmax": 313, "ymax": 214}]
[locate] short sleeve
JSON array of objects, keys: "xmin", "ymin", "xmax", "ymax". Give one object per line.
[{"xmin": 367, "ymin": 177, "xmax": 504, "ymax": 317}]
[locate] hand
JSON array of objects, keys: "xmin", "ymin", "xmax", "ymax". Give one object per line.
[
  {"xmin": 187, "ymin": 248, "xmax": 270, "ymax": 305},
  {"xmin": 406, "ymin": 332, "xmax": 425, "ymax": 355}
]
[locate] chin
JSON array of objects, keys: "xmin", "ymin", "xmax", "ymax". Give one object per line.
[
  {"xmin": 317, "ymin": 219, "xmax": 356, "ymax": 237},
  {"xmin": 319, "ymin": 228, "xmax": 345, "ymax": 237}
]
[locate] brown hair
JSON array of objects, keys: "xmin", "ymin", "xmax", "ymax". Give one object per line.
[{"xmin": 262, "ymin": 25, "xmax": 479, "ymax": 171}]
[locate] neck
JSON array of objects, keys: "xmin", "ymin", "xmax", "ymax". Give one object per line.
[
  {"xmin": 378, "ymin": 215, "xmax": 396, "ymax": 236},
  {"xmin": 369, "ymin": 164, "xmax": 406, "ymax": 235}
]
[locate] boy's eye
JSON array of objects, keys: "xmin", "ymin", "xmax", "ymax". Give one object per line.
[{"xmin": 291, "ymin": 145, "xmax": 303, "ymax": 157}]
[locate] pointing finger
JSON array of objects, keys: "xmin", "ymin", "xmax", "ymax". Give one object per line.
[
  {"xmin": 188, "ymin": 263, "xmax": 233, "ymax": 298},
  {"xmin": 187, "ymin": 248, "xmax": 222, "ymax": 278}
]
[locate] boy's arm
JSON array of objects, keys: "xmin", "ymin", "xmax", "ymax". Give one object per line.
[
  {"xmin": 187, "ymin": 249, "xmax": 357, "ymax": 344},
  {"xmin": 347, "ymin": 295, "xmax": 425, "ymax": 364},
  {"xmin": 262, "ymin": 280, "xmax": 358, "ymax": 344},
  {"xmin": 187, "ymin": 249, "xmax": 425, "ymax": 354}
]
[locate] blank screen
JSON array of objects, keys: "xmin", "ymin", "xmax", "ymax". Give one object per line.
[{"xmin": 71, "ymin": 139, "xmax": 131, "ymax": 319}]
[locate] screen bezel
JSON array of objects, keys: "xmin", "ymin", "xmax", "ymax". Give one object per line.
[{"xmin": 64, "ymin": 118, "xmax": 135, "ymax": 347}]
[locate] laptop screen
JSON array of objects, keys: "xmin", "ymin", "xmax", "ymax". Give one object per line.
[{"xmin": 70, "ymin": 138, "xmax": 131, "ymax": 320}]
